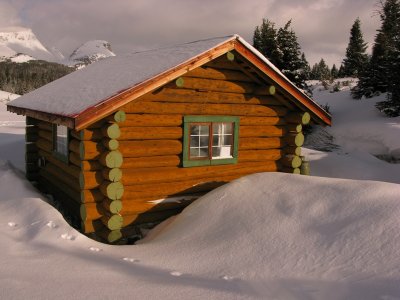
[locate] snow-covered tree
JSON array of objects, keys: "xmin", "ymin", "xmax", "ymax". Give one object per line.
[
  {"xmin": 342, "ymin": 18, "xmax": 368, "ymax": 77},
  {"xmin": 354, "ymin": 0, "xmax": 400, "ymax": 116},
  {"xmin": 331, "ymin": 64, "xmax": 339, "ymax": 79},
  {"xmin": 253, "ymin": 19, "xmax": 309, "ymax": 90}
]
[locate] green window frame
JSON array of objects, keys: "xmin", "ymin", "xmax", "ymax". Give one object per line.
[
  {"xmin": 183, "ymin": 116, "xmax": 239, "ymax": 167},
  {"xmin": 52, "ymin": 124, "xmax": 69, "ymax": 163}
]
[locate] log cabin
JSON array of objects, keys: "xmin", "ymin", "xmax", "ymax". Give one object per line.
[{"xmin": 7, "ymin": 35, "xmax": 331, "ymax": 243}]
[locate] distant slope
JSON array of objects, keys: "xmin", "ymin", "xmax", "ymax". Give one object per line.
[
  {"xmin": 0, "ymin": 27, "xmax": 57, "ymax": 62},
  {"xmin": 68, "ymin": 40, "xmax": 116, "ymax": 67}
]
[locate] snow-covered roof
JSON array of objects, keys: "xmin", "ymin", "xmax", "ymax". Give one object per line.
[{"xmin": 7, "ymin": 35, "xmax": 331, "ymax": 129}]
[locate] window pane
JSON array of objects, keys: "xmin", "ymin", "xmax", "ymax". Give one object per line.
[
  {"xmin": 56, "ymin": 125, "xmax": 68, "ymax": 157},
  {"xmin": 222, "ymin": 135, "xmax": 232, "ymax": 146},
  {"xmin": 190, "ymin": 136, "xmax": 199, "ymax": 147},
  {"xmin": 190, "ymin": 125, "xmax": 200, "ymax": 135},
  {"xmin": 199, "ymin": 147, "xmax": 209, "ymax": 157},
  {"xmin": 199, "ymin": 136, "xmax": 209, "ymax": 147},
  {"xmin": 212, "ymin": 146, "xmax": 232, "ymax": 158}
]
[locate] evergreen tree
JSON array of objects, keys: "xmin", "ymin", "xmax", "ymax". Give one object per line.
[
  {"xmin": 331, "ymin": 64, "xmax": 339, "ymax": 78},
  {"xmin": 252, "ymin": 19, "xmax": 280, "ymax": 66},
  {"xmin": 253, "ymin": 19, "xmax": 309, "ymax": 90},
  {"xmin": 342, "ymin": 18, "xmax": 368, "ymax": 77},
  {"xmin": 354, "ymin": 0, "xmax": 400, "ymax": 116},
  {"xmin": 309, "ymin": 59, "xmax": 331, "ymax": 80}
]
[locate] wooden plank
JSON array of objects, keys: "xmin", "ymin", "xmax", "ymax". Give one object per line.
[
  {"xmin": 119, "ymin": 127, "xmax": 182, "ymax": 140},
  {"xmin": 119, "ymin": 114, "xmax": 183, "ymax": 127},
  {"xmin": 122, "ymin": 155, "xmax": 181, "ymax": 169},
  {"xmin": 121, "ymin": 161, "xmax": 279, "ymax": 186},
  {"xmin": 43, "ymin": 163, "xmax": 80, "ymax": 193},
  {"xmin": 38, "ymin": 149, "xmax": 81, "ymax": 179},
  {"xmin": 240, "ymin": 125, "xmax": 286, "ymax": 137},
  {"xmin": 39, "ymin": 169, "xmax": 81, "ymax": 204},
  {"xmin": 119, "ymin": 140, "xmax": 182, "ymax": 158},
  {"xmin": 37, "ymin": 122, "xmax": 53, "ymax": 131},
  {"xmin": 185, "ymin": 66, "xmax": 254, "ymax": 82},
  {"xmin": 38, "ymin": 129, "xmax": 52, "ymax": 142},
  {"xmin": 174, "ymin": 76, "xmax": 256, "ymax": 94},
  {"xmin": 36, "ymin": 138, "xmax": 53, "ymax": 152},
  {"xmin": 238, "ymin": 149, "xmax": 282, "ymax": 162},
  {"xmin": 239, "ymin": 116, "xmax": 285, "ymax": 126},
  {"xmin": 123, "ymin": 102, "xmax": 288, "ymax": 117},
  {"xmin": 139, "ymin": 88, "xmax": 282, "ymax": 106},
  {"xmin": 69, "ymin": 152, "xmax": 103, "ymax": 171},
  {"xmin": 239, "ymin": 137, "xmax": 285, "ymax": 150}
]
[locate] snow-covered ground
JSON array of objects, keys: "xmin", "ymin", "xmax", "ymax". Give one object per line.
[{"xmin": 0, "ymin": 85, "xmax": 400, "ymax": 300}]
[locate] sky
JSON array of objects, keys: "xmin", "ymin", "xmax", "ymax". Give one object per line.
[{"xmin": 0, "ymin": 0, "xmax": 383, "ymax": 67}]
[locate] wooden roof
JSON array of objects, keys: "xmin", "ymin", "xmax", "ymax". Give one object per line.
[{"xmin": 7, "ymin": 35, "xmax": 331, "ymax": 130}]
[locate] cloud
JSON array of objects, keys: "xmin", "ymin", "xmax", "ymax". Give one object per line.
[
  {"xmin": 0, "ymin": 1, "xmax": 22, "ymax": 28},
  {"xmin": 2, "ymin": 0, "xmax": 383, "ymax": 66}
]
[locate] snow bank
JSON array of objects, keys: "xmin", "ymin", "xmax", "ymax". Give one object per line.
[{"xmin": 1, "ymin": 163, "xmax": 400, "ymax": 299}]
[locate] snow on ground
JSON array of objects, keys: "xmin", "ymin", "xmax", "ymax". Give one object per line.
[{"xmin": 0, "ymin": 85, "xmax": 400, "ymax": 299}]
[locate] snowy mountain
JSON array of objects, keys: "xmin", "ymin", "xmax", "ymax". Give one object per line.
[
  {"xmin": 68, "ymin": 40, "xmax": 115, "ymax": 67},
  {"xmin": 0, "ymin": 27, "xmax": 115, "ymax": 67},
  {"xmin": 0, "ymin": 27, "xmax": 56, "ymax": 62}
]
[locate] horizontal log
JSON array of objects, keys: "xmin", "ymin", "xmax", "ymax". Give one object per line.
[
  {"xmin": 239, "ymin": 116, "xmax": 285, "ymax": 126},
  {"xmin": 121, "ymin": 161, "xmax": 279, "ymax": 186},
  {"xmin": 102, "ymin": 168, "xmax": 122, "ymax": 182},
  {"xmin": 25, "ymin": 152, "xmax": 39, "ymax": 163},
  {"xmin": 119, "ymin": 200, "xmax": 193, "ymax": 217},
  {"xmin": 122, "ymin": 208, "xmax": 183, "ymax": 227},
  {"xmin": 81, "ymin": 219, "xmax": 104, "ymax": 234},
  {"xmin": 38, "ymin": 130, "xmax": 52, "ymax": 142},
  {"xmin": 69, "ymin": 152, "xmax": 103, "ymax": 171},
  {"xmin": 100, "ymin": 181, "xmax": 124, "ymax": 200},
  {"xmin": 80, "ymin": 189, "xmax": 104, "ymax": 203},
  {"xmin": 286, "ymin": 112, "xmax": 311, "ymax": 125},
  {"xmin": 105, "ymin": 110, "xmax": 126, "ymax": 123},
  {"xmin": 185, "ymin": 66, "xmax": 253, "ymax": 82},
  {"xmin": 280, "ymin": 155, "xmax": 302, "ymax": 168},
  {"xmin": 71, "ymin": 128, "xmax": 102, "ymax": 141},
  {"xmin": 69, "ymin": 139, "xmax": 105, "ymax": 160},
  {"xmin": 119, "ymin": 126, "xmax": 182, "ymax": 140},
  {"xmin": 39, "ymin": 168, "xmax": 81, "ymax": 203},
  {"xmin": 119, "ymin": 140, "xmax": 182, "ymax": 158},
  {"xmin": 25, "ymin": 133, "xmax": 38, "ymax": 143},
  {"xmin": 36, "ymin": 138, "xmax": 53, "ymax": 152},
  {"xmin": 285, "ymin": 133, "xmax": 305, "ymax": 147},
  {"xmin": 38, "ymin": 174, "xmax": 80, "ymax": 216},
  {"xmin": 37, "ymin": 122, "xmax": 53, "ymax": 131},
  {"xmin": 119, "ymin": 114, "xmax": 183, "ymax": 127},
  {"xmin": 101, "ymin": 214, "xmax": 124, "ymax": 231},
  {"xmin": 122, "ymin": 155, "xmax": 181, "ymax": 169},
  {"xmin": 175, "ymin": 76, "xmax": 256, "ymax": 94},
  {"xmin": 99, "ymin": 151, "xmax": 123, "ymax": 168},
  {"xmin": 240, "ymin": 125, "xmax": 285, "ymax": 137},
  {"xmin": 38, "ymin": 149, "xmax": 80, "ymax": 179},
  {"xmin": 43, "ymin": 163, "xmax": 80, "ymax": 193},
  {"xmin": 102, "ymin": 123, "xmax": 120, "ymax": 139},
  {"xmin": 79, "ymin": 170, "xmax": 104, "ymax": 190},
  {"xmin": 239, "ymin": 137, "xmax": 285, "ymax": 150},
  {"xmin": 238, "ymin": 149, "xmax": 282, "ymax": 162},
  {"xmin": 26, "ymin": 142, "xmax": 38, "ymax": 153},
  {"xmin": 205, "ymin": 59, "xmax": 241, "ymax": 70},
  {"xmin": 122, "ymin": 178, "xmax": 235, "ymax": 202},
  {"xmin": 80, "ymin": 202, "xmax": 104, "ymax": 221},
  {"xmin": 139, "ymin": 88, "xmax": 282, "ymax": 106},
  {"xmin": 26, "ymin": 117, "xmax": 39, "ymax": 126},
  {"xmin": 123, "ymin": 101, "xmax": 288, "ymax": 117},
  {"xmin": 26, "ymin": 126, "xmax": 39, "ymax": 135}
]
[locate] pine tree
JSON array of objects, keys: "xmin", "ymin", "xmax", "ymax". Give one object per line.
[
  {"xmin": 253, "ymin": 19, "xmax": 309, "ymax": 90},
  {"xmin": 342, "ymin": 18, "xmax": 368, "ymax": 77},
  {"xmin": 331, "ymin": 64, "xmax": 339, "ymax": 78},
  {"xmin": 252, "ymin": 19, "xmax": 280, "ymax": 66}
]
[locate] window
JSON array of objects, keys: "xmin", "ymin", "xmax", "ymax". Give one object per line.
[
  {"xmin": 183, "ymin": 116, "xmax": 239, "ymax": 167},
  {"xmin": 53, "ymin": 124, "xmax": 69, "ymax": 162}
]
